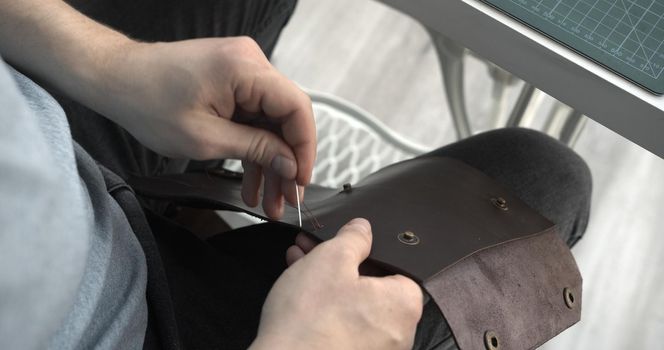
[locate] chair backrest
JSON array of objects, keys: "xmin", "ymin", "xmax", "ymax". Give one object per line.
[{"xmin": 224, "ymin": 89, "xmax": 431, "ymax": 188}]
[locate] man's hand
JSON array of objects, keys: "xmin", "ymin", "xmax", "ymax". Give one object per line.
[
  {"xmin": 105, "ymin": 38, "xmax": 316, "ymax": 218},
  {"xmin": 250, "ymin": 219, "xmax": 423, "ymax": 350},
  {"xmin": 0, "ymin": 1, "xmax": 315, "ymax": 219}
]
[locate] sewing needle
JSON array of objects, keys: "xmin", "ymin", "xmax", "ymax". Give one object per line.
[{"xmin": 295, "ymin": 182, "xmax": 302, "ymax": 227}]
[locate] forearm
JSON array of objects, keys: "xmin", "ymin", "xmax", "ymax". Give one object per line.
[{"xmin": 0, "ymin": 0, "xmax": 134, "ymax": 114}]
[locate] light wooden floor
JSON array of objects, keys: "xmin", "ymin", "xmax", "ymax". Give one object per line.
[{"xmin": 270, "ymin": 0, "xmax": 664, "ymax": 348}]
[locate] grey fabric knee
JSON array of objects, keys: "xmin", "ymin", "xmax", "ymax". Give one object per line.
[{"xmin": 426, "ymin": 128, "xmax": 592, "ymax": 246}]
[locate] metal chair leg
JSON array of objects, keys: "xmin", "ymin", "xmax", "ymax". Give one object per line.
[
  {"xmin": 487, "ymin": 64, "xmax": 517, "ymax": 128},
  {"xmin": 543, "ymin": 103, "xmax": 588, "ymax": 147},
  {"xmin": 425, "ymin": 29, "xmax": 587, "ymax": 144},
  {"xmin": 521, "ymin": 88, "xmax": 548, "ymax": 128},
  {"xmin": 506, "ymin": 83, "xmax": 536, "ymax": 127},
  {"xmin": 543, "ymin": 102, "xmax": 571, "ymax": 138},
  {"xmin": 427, "ymin": 29, "xmax": 472, "ymax": 139},
  {"xmin": 559, "ymin": 110, "xmax": 587, "ymax": 147}
]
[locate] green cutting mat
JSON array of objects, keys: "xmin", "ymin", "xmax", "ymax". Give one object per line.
[{"xmin": 481, "ymin": 0, "xmax": 664, "ymax": 94}]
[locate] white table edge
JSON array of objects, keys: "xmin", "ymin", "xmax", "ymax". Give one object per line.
[{"xmin": 379, "ymin": 0, "xmax": 664, "ymax": 158}]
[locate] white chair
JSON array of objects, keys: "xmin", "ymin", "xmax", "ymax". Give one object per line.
[{"xmin": 219, "ymin": 89, "xmax": 432, "ymax": 228}]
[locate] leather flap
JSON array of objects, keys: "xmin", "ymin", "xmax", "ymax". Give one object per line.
[{"xmin": 425, "ymin": 229, "xmax": 581, "ymax": 350}]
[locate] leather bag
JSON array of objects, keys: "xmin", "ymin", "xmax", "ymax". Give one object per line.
[{"xmin": 128, "ymin": 156, "xmax": 582, "ymax": 350}]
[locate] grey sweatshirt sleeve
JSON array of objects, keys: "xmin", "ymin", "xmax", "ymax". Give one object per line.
[{"xmin": 0, "ymin": 60, "xmax": 90, "ymax": 350}]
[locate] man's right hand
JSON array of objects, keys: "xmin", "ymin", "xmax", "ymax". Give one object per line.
[
  {"xmin": 0, "ymin": 0, "xmax": 316, "ymax": 220},
  {"xmin": 250, "ymin": 219, "xmax": 423, "ymax": 350}
]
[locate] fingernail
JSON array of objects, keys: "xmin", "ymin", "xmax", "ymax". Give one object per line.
[{"xmin": 271, "ymin": 155, "xmax": 297, "ymax": 179}]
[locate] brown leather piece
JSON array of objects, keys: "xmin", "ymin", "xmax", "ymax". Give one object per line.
[
  {"xmin": 128, "ymin": 156, "xmax": 582, "ymax": 349},
  {"xmin": 425, "ymin": 229, "xmax": 582, "ymax": 350}
]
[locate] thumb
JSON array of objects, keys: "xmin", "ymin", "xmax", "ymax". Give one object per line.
[
  {"xmin": 331, "ymin": 218, "xmax": 373, "ymax": 269},
  {"xmin": 217, "ymin": 118, "xmax": 298, "ymax": 180}
]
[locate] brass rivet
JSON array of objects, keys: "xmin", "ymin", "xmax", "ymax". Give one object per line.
[
  {"xmin": 398, "ymin": 231, "xmax": 420, "ymax": 245},
  {"xmin": 491, "ymin": 197, "xmax": 508, "ymax": 211},
  {"xmin": 564, "ymin": 287, "xmax": 575, "ymax": 309},
  {"xmin": 484, "ymin": 331, "xmax": 500, "ymax": 350},
  {"xmin": 342, "ymin": 183, "xmax": 352, "ymax": 193}
]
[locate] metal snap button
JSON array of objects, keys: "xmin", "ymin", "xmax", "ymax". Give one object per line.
[
  {"xmin": 491, "ymin": 197, "xmax": 508, "ymax": 211},
  {"xmin": 398, "ymin": 231, "xmax": 420, "ymax": 245},
  {"xmin": 484, "ymin": 330, "xmax": 500, "ymax": 350},
  {"xmin": 564, "ymin": 287, "xmax": 576, "ymax": 309}
]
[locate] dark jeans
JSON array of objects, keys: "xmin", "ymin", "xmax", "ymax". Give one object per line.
[{"xmin": 60, "ymin": 1, "xmax": 592, "ymax": 349}]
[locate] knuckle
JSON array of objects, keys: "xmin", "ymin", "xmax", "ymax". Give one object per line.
[
  {"xmin": 373, "ymin": 322, "xmax": 412, "ymax": 350},
  {"xmin": 189, "ymin": 137, "xmax": 217, "ymax": 160},
  {"xmin": 183, "ymin": 125, "xmax": 218, "ymax": 160},
  {"xmin": 246, "ymin": 131, "xmax": 273, "ymax": 164},
  {"xmin": 404, "ymin": 297, "xmax": 423, "ymax": 321},
  {"xmin": 235, "ymin": 36, "xmax": 257, "ymax": 47},
  {"xmin": 390, "ymin": 276, "xmax": 423, "ymax": 318},
  {"xmin": 322, "ymin": 240, "xmax": 355, "ymax": 262},
  {"xmin": 299, "ymin": 91, "xmax": 313, "ymax": 107},
  {"xmin": 332, "ymin": 245, "xmax": 355, "ymax": 262},
  {"xmin": 387, "ymin": 332, "xmax": 410, "ymax": 349},
  {"xmin": 231, "ymin": 36, "xmax": 262, "ymax": 55},
  {"xmin": 406, "ymin": 300, "xmax": 423, "ymax": 322}
]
